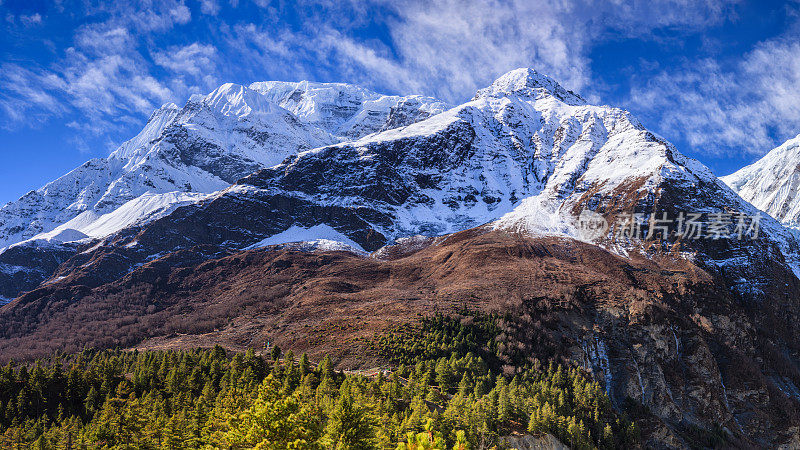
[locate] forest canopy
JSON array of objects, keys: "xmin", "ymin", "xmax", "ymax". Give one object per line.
[{"xmin": 0, "ymin": 314, "xmax": 637, "ymax": 449}]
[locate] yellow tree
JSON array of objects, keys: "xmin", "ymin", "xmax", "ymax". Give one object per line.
[{"xmin": 222, "ymin": 375, "xmax": 322, "ymax": 450}]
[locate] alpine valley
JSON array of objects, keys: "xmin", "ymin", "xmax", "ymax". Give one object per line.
[{"xmin": 2, "ymin": 68, "xmax": 800, "ymax": 448}]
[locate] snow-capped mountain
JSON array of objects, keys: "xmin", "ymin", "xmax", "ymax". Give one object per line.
[
  {"xmin": 144, "ymin": 69, "xmax": 795, "ymax": 245},
  {"xmin": 2, "ymin": 68, "xmax": 799, "ymax": 302},
  {"xmin": 249, "ymin": 80, "xmax": 447, "ymax": 139},
  {"xmin": 0, "ymin": 82, "xmax": 446, "ymax": 250},
  {"xmin": 722, "ymin": 133, "xmax": 800, "ymax": 228},
  {"xmin": 18, "ymin": 68, "xmax": 789, "ymax": 302},
  {"xmin": 0, "ymin": 81, "xmax": 446, "ymax": 299}
]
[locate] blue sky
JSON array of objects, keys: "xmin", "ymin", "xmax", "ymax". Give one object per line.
[{"xmin": 1, "ymin": 0, "xmax": 799, "ymax": 206}]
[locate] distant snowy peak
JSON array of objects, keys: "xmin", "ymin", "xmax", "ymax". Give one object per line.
[
  {"xmin": 248, "ymin": 80, "xmax": 449, "ymax": 139},
  {"xmin": 722, "ymin": 133, "xmax": 800, "ymax": 228},
  {"xmin": 475, "ymin": 68, "xmax": 586, "ymax": 105},
  {"xmin": 0, "ymin": 79, "xmax": 446, "ymax": 250}
]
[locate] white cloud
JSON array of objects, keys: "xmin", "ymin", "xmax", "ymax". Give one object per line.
[
  {"xmin": 377, "ymin": 0, "xmax": 746, "ymax": 101},
  {"xmin": 55, "ymin": 51, "xmax": 173, "ymax": 132},
  {"xmin": 628, "ymin": 37, "xmax": 800, "ymax": 158},
  {"xmin": 170, "ymin": 2, "xmax": 191, "ymax": 24},
  {"xmin": 0, "ymin": 0, "xmax": 202, "ymax": 139},
  {"xmin": 219, "ymin": 0, "xmax": 743, "ymax": 103},
  {"xmin": 380, "ymin": 0, "xmax": 590, "ymax": 100},
  {"xmin": 201, "ymin": 0, "xmax": 220, "ymax": 15},
  {"xmin": 74, "ymin": 26, "xmax": 132, "ymax": 56},
  {"xmin": 0, "ymin": 0, "xmax": 776, "ymax": 161},
  {"xmin": 1, "ymin": 24, "xmax": 176, "ymax": 137},
  {"xmin": 0, "ymin": 64, "xmax": 66, "ymax": 124},
  {"xmin": 153, "ymin": 43, "xmax": 217, "ymax": 76},
  {"xmin": 19, "ymin": 13, "xmax": 42, "ymax": 26},
  {"xmin": 83, "ymin": 1, "xmax": 193, "ymax": 32}
]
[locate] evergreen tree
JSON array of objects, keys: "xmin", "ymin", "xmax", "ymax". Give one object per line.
[
  {"xmin": 397, "ymin": 418, "xmax": 446, "ymax": 450},
  {"xmin": 496, "ymin": 377, "xmax": 511, "ymax": 425},
  {"xmin": 323, "ymin": 386, "xmax": 376, "ymax": 450},
  {"xmin": 270, "ymin": 345, "xmax": 282, "ymax": 363},
  {"xmin": 223, "ymin": 375, "xmax": 321, "ymax": 449},
  {"xmin": 435, "ymin": 359, "xmax": 452, "ymax": 394},
  {"xmin": 299, "ymin": 353, "xmax": 311, "ymax": 378},
  {"xmin": 457, "ymin": 373, "xmax": 472, "ymax": 397}
]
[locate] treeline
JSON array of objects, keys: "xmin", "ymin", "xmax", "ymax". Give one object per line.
[
  {"xmin": 372, "ymin": 312, "xmax": 562, "ymax": 375},
  {"xmin": 0, "ymin": 314, "xmax": 638, "ymax": 449}
]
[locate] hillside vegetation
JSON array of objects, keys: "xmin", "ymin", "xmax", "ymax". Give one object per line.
[{"xmin": 0, "ymin": 314, "xmax": 636, "ymax": 449}]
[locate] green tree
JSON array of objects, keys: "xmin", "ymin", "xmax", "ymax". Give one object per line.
[
  {"xmin": 270, "ymin": 345, "xmax": 282, "ymax": 363},
  {"xmin": 452, "ymin": 430, "xmax": 469, "ymax": 450},
  {"xmin": 299, "ymin": 353, "xmax": 311, "ymax": 378},
  {"xmin": 223, "ymin": 375, "xmax": 321, "ymax": 449},
  {"xmin": 435, "ymin": 359, "xmax": 452, "ymax": 394},
  {"xmin": 397, "ymin": 418, "xmax": 446, "ymax": 450},
  {"xmin": 323, "ymin": 386, "xmax": 376, "ymax": 450}
]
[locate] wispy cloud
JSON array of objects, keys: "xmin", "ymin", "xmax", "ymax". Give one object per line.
[
  {"xmin": 382, "ymin": 0, "xmax": 742, "ymax": 99},
  {"xmin": 19, "ymin": 13, "xmax": 42, "ymax": 26},
  {"xmin": 153, "ymin": 43, "xmax": 218, "ymax": 77},
  {"xmin": 628, "ymin": 35, "xmax": 800, "ymax": 158},
  {"xmin": 1, "ymin": 0, "xmax": 789, "ymax": 163},
  {"xmin": 0, "ymin": 0, "xmax": 198, "ymax": 137},
  {"xmin": 216, "ymin": 0, "xmax": 740, "ymax": 102},
  {"xmin": 0, "ymin": 64, "xmax": 66, "ymax": 124},
  {"xmin": 200, "ymin": 0, "xmax": 220, "ymax": 16},
  {"xmin": 381, "ymin": 0, "xmax": 592, "ymax": 100}
]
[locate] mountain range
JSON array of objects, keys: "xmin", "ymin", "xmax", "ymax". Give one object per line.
[{"xmin": 1, "ymin": 68, "xmax": 800, "ymax": 447}]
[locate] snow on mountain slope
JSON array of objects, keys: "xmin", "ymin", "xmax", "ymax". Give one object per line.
[
  {"xmin": 248, "ymin": 80, "xmax": 448, "ymax": 139},
  {"xmin": 89, "ymin": 67, "xmax": 795, "ymax": 302},
  {"xmin": 0, "ymin": 82, "xmax": 446, "ymax": 251},
  {"xmin": 237, "ymin": 68, "xmax": 727, "ymax": 240},
  {"xmin": 722, "ymin": 133, "xmax": 800, "ymax": 228},
  {"xmin": 28, "ymin": 192, "xmax": 211, "ymax": 245},
  {"xmin": 245, "ymin": 224, "xmax": 367, "ymax": 254}
]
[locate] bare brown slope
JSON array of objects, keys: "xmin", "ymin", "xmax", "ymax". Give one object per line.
[
  {"xmin": 0, "ymin": 228, "xmax": 799, "ymax": 446},
  {"xmin": 0, "ymin": 228, "xmax": 703, "ymax": 360}
]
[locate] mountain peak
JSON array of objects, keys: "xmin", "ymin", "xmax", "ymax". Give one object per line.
[
  {"xmin": 722, "ymin": 133, "xmax": 800, "ymax": 228},
  {"xmin": 476, "ymin": 67, "xmax": 585, "ymax": 105}
]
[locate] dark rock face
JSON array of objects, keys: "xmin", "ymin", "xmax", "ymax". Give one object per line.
[
  {"xmin": 381, "ymin": 98, "xmax": 437, "ymax": 131},
  {"xmin": 165, "ymin": 126, "xmax": 264, "ymax": 185},
  {"xmin": 0, "ymin": 241, "xmax": 81, "ymax": 299}
]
